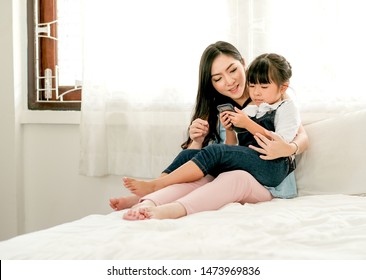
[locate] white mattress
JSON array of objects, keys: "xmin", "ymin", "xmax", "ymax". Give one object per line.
[{"xmin": 1, "ymin": 194, "xmax": 366, "ymax": 260}]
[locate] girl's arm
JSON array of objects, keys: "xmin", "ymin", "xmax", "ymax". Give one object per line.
[
  {"xmin": 228, "ymin": 107, "xmax": 269, "ymax": 138},
  {"xmin": 249, "ymin": 124, "xmax": 309, "ymax": 160}
]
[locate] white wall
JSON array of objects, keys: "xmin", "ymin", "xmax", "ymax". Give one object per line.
[
  {"xmin": 21, "ymin": 124, "xmax": 124, "ymax": 234},
  {"xmin": 0, "ymin": 0, "xmax": 19, "ymax": 241},
  {"xmin": 0, "ymin": 0, "xmax": 128, "ymax": 241}
]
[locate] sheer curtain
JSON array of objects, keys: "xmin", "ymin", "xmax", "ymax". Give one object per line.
[
  {"xmin": 80, "ymin": 0, "xmax": 366, "ymax": 178},
  {"xmin": 79, "ymin": 0, "xmax": 244, "ymax": 177},
  {"xmin": 249, "ymin": 0, "xmax": 366, "ymax": 109}
]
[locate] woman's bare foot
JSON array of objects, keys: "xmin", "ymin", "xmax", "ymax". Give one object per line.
[
  {"xmin": 122, "ymin": 200, "xmax": 156, "ymax": 220},
  {"xmin": 109, "ymin": 195, "xmax": 140, "ymax": 211},
  {"xmin": 123, "ymin": 209, "xmax": 147, "ymax": 220},
  {"xmin": 123, "ymin": 177, "xmax": 159, "ymax": 197},
  {"xmin": 124, "ymin": 203, "xmax": 187, "ymax": 221}
]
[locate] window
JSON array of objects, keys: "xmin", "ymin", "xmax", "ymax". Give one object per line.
[{"xmin": 28, "ymin": 0, "xmax": 82, "ymax": 110}]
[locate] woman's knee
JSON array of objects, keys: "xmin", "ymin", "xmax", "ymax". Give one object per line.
[
  {"xmin": 216, "ymin": 170, "xmax": 271, "ymax": 203},
  {"xmin": 217, "ymin": 170, "xmax": 254, "ymax": 183}
]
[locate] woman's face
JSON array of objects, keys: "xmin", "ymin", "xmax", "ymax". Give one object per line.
[{"xmin": 211, "ymin": 54, "xmax": 246, "ymax": 103}]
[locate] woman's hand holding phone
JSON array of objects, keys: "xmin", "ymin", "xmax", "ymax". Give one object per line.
[{"xmin": 217, "ymin": 103, "xmax": 235, "ymax": 131}]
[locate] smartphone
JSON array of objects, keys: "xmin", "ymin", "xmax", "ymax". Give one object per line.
[
  {"xmin": 217, "ymin": 103, "xmax": 235, "ymax": 113},
  {"xmin": 217, "ymin": 103, "xmax": 242, "ymax": 132}
]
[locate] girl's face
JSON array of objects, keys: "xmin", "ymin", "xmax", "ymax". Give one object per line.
[
  {"xmin": 211, "ymin": 54, "xmax": 246, "ymax": 103},
  {"xmin": 248, "ymin": 81, "xmax": 286, "ymax": 106}
]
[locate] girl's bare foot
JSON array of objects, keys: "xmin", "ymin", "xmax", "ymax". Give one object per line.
[
  {"xmin": 123, "ymin": 177, "xmax": 159, "ymax": 197},
  {"xmin": 109, "ymin": 195, "xmax": 140, "ymax": 211}
]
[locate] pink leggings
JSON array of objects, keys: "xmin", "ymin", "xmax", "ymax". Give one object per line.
[{"xmin": 141, "ymin": 170, "xmax": 273, "ymax": 215}]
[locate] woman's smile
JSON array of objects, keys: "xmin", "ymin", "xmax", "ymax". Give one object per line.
[{"xmin": 229, "ymin": 84, "xmax": 239, "ymax": 94}]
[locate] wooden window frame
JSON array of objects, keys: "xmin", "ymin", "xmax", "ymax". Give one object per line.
[{"xmin": 28, "ymin": 0, "xmax": 81, "ymax": 111}]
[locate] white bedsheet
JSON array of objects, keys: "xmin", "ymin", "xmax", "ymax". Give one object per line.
[{"xmin": 1, "ymin": 194, "xmax": 366, "ymax": 260}]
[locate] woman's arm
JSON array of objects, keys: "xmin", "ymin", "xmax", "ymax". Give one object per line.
[
  {"xmin": 290, "ymin": 125, "xmax": 309, "ymax": 155},
  {"xmin": 248, "ymin": 124, "xmax": 309, "ymax": 160},
  {"xmin": 219, "ymin": 111, "xmax": 238, "ymax": 145},
  {"xmin": 225, "ymin": 129, "xmax": 237, "ymax": 145}
]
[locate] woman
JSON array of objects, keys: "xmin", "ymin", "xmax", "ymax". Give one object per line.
[
  {"xmin": 110, "ymin": 41, "xmax": 308, "ymax": 219},
  {"xmin": 124, "ymin": 52, "xmax": 300, "ymax": 191}
]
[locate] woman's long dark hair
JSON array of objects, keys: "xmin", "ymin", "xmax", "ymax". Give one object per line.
[{"xmin": 181, "ymin": 41, "xmax": 245, "ymax": 149}]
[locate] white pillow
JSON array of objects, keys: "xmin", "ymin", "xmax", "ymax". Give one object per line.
[{"xmin": 296, "ymin": 109, "xmax": 366, "ymax": 196}]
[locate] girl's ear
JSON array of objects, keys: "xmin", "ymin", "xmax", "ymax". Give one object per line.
[{"xmin": 280, "ymin": 82, "xmax": 289, "ymax": 93}]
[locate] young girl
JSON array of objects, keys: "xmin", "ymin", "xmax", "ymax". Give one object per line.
[{"xmin": 123, "ymin": 53, "xmax": 301, "ymax": 201}]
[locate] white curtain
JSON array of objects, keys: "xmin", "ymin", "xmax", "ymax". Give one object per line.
[
  {"xmin": 80, "ymin": 0, "xmax": 366, "ymax": 178},
  {"xmin": 249, "ymin": 0, "xmax": 366, "ymax": 108},
  {"xmin": 79, "ymin": 0, "xmax": 244, "ymax": 177}
]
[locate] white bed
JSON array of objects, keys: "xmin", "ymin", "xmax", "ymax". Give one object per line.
[
  {"xmin": 1, "ymin": 108, "xmax": 366, "ymax": 260},
  {"xmin": 0, "ymin": 194, "xmax": 365, "ymax": 260}
]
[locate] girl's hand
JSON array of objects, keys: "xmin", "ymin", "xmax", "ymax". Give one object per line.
[
  {"xmin": 249, "ymin": 130, "xmax": 294, "ymax": 160},
  {"xmin": 227, "ymin": 107, "xmax": 250, "ymax": 129},
  {"xmin": 219, "ymin": 112, "xmax": 233, "ymax": 131},
  {"xmin": 189, "ymin": 118, "xmax": 209, "ymax": 146}
]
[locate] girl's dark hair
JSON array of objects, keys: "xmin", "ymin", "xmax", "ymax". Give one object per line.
[
  {"xmin": 246, "ymin": 53, "xmax": 292, "ymax": 87},
  {"xmin": 181, "ymin": 41, "xmax": 245, "ymax": 149}
]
